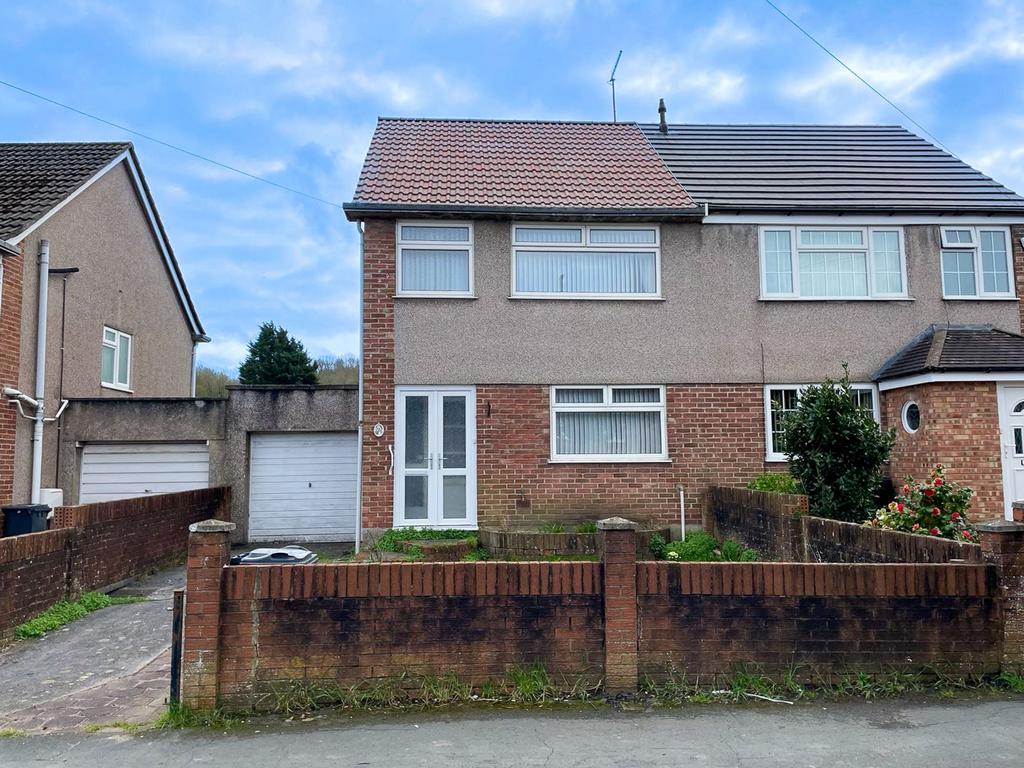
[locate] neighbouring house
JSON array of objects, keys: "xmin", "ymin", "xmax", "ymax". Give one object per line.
[
  {"xmin": 344, "ymin": 111, "xmax": 1024, "ymax": 541},
  {"xmin": 0, "ymin": 142, "xmax": 207, "ymax": 507}
]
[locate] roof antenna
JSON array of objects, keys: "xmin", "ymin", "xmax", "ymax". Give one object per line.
[
  {"xmin": 608, "ymin": 50, "xmax": 622, "ymax": 122},
  {"xmin": 658, "ymin": 98, "xmax": 668, "ymax": 133}
]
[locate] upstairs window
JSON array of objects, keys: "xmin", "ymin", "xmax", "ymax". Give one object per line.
[
  {"xmin": 550, "ymin": 385, "xmax": 667, "ymax": 462},
  {"xmin": 512, "ymin": 224, "xmax": 660, "ymax": 299},
  {"xmin": 760, "ymin": 227, "xmax": 907, "ymax": 299},
  {"xmin": 396, "ymin": 221, "xmax": 473, "ymax": 296},
  {"xmin": 101, "ymin": 326, "xmax": 132, "ymax": 390},
  {"xmin": 940, "ymin": 226, "xmax": 1014, "ymax": 299},
  {"xmin": 764, "ymin": 383, "xmax": 878, "ymax": 462}
]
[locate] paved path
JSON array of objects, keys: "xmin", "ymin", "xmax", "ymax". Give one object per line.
[
  {"xmin": 0, "ymin": 566, "xmax": 181, "ymax": 732},
  {"xmin": 1, "ymin": 697, "xmax": 1022, "ymax": 766}
]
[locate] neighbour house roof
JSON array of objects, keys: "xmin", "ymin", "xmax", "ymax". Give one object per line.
[
  {"xmin": 874, "ymin": 325, "xmax": 1024, "ymax": 381},
  {"xmin": 345, "ymin": 118, "xmax": 698, "ymax": 218},
  {"xmin": 639, "ymin": 124, "xmax": 1024, "ymax": 214},
  {"xmin": 0, "ymin": 142, "xmax": 205, "ymax": 340}
]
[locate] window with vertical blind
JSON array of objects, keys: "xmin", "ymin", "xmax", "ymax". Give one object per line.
[
  {"xmin": 763, "ymin": 383, "xmax": 878, "ymax": 462},
  {"xmin": 512, "ymin": 224, "xmax": 661, "ymax": 298},
  {"xmin": 101, "ymin": 326, "xmax": 132, "ymax": 390},
  {"xmin": 396, "ymin": 221, "xmax": 474, "ymax": 296},
  {"xmin": 550, "ymin": 385, "xmax": 667, "ymax": 462},
  {"xmin": 759, "ymin": 226, "xmax": 907, "ymax": 299}
]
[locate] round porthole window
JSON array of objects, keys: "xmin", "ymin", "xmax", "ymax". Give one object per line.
[{"xmin": 902, "ymin": 401, "xmax": 921, "ymax": 434}]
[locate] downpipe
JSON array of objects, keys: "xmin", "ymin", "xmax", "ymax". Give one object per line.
[
  {"xmin": 677, "ymin": 483, "xmax": 686, "ymax": 541},
  {"xmin": 30, "ymin": 240, "xmax": 50, "ymax": 505}
]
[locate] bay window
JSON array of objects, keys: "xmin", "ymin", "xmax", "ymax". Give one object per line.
[
  {"xmin": 513, "ymin": 224, "xmax": 660, "ymax": 298},
  {"xmin": 940, "ymin": 226, "xmax": 1014, "ymax": 299},
  {"xmin": 764, "ymin": 383, "xmax": 878, "ymax": 462},
  {"xmin": 396, "ymin": 221, "xmax": 473, "ymax": 296},
  {"xmin": 550, "ymin": 385, "xmax": 667, "ymax": 462},
  {"xmin": 759, "ymin": 226, "xmax": 907, "ymax": 299}
]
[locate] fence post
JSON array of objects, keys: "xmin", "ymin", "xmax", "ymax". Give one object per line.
[
  {"xmin": 978, "ymin": 504, "xmax": 1024, "ymax": 672},
  {"xmin": 598, "ymin": 516, "xmax": 639, "ymax": 695},
  {"xmin": 181, "ymin": 518, "xmax": 235, "ymax": 710}
]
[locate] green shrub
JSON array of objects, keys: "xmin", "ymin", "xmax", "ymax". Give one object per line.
[
  {"xmin": 575, "ymin": 521, "xmax": 598, "ymax": 534},
  {"xmin": 374, "ymin": 528, "xmax": 476, "ymax": 552},
  {"xmin": 539, "ymin": 522, "xmax": 565, "ymax": 533},
  {"xmin": 651, "ymin": 531, "xmax": 758, "ymax": 562},
  {"xmin": 746, "ymin": 472, "xmax": 803, "ymax": 495},
  {"xmin": 783, "ymin": 367, "xmax": 895, "ymax": 522},
  {"xmin": 866, "ymin": 465, "xmax": 977, "ymax": 542},
  {"xmin": 462, "ymin": 547, "xmax": 491, "ymax": 561}
]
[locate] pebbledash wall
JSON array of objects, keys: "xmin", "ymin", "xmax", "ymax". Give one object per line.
[
  {"xmin": 0, "ymin": 487, "xmax": 229, "ymax": 639},
  {"xmin": 181, "ymin": 516, "xmax": 1024, "ymax": 710},
  {"xmin": 0, "ymin": 247, "xmax": 24, "ymax": 506}
]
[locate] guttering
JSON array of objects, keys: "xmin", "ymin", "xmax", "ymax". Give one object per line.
[{"xmin": 342, "ymin": 201, "xmax": 705, "ymax": 222}]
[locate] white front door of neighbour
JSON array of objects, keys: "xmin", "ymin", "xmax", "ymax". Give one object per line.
[
  {"xmin": 999, "ymin": 385, "xmax": 1024, "ymax": 520},
  {"xmin": 395, "ymin": 387, "xmax": 476, "ymax": 529}
]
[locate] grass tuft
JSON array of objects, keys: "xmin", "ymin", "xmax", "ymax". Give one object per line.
[
  {"xmin": 83, "ymin": 721, "xmax": 142, "ymax": 734},
  {"xmin": 154, "ymin": 702, "xmax": 244, "ymax": 730},
  {"xmin": 539, "ymin": 522, "xmax": 565, "ymax": 534},
  {"xmin": 15, "ymin": 592, "xmax": 145, "ymax": 639},
  {"xmin": 0, "ymin": 728, "xmax": 26, "ymax": 738}
]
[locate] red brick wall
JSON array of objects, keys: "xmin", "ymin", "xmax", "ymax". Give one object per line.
[
  {"xmin": 0, "ymin": 528, "xmax": 71, "ymax": 640},
  {"xmin": 476, "ymin": 384, "xmax": 767, "ymax": 529},
  {"xmin": 361, "ymin": 220, "xmax": 396, "ymax": 529},
  {"xmin": 0, "ymin": 246, "xmax": 24, "ymax": 505},
  {"xmin": 0, "ymin": 487, "xmax": 230, "ymax": 639},
  {"xmin": 882, "ymin": 382, "xmax": 1004, "ymax": 521}
]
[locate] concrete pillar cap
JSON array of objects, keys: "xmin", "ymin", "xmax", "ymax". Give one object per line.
[
  {"xmin": 976, "ymin": 519, "xmax": 1024, "ymax": 533},
  {"xmin": 597, "ymin": 517, "xmax": 640, "ymax": 531},
  {"xmin": 189, "ymin": 519, "xmax": 236, "ymax": 534}
]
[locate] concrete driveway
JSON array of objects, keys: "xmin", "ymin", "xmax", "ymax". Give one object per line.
[
  {"xmin": 0, "ymin": 566, "xmax": 181, "ymax": 732},
  {"xmin": 1, "ymin": 697, "xmax": 1023, "ymax": 766}
]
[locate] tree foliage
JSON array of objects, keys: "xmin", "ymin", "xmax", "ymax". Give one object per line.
[
  {"xmin": 783, "ymin": 367, "xmax": 895, "ymax": 522},
  {"xmin": 316, "ymin": 354, "xmax": 359, "ymax": 385},
  {"xmin": 194, "ymin": 364, "xmax": 236, "ymax": 398},
  {"xmin": 238, "ymin": 322, "xmax": 318, "ymax": 386}
]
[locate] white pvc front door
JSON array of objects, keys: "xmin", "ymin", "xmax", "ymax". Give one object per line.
[
  {"xmin": 1000, "ymin": 385, "xmax": 1024, "ymax": 519},
  {"xmin": 395, "ymin": 387, "xmax": 476, "ymax": 528}
]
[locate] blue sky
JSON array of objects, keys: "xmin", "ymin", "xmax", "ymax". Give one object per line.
[{"xmin": 2, "ymin": 0, "xmax": 1023, "ymax": 371}]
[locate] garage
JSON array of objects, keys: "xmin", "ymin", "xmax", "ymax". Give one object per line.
[
  {"xmin": 248, "ymin": 432, "xmax": 358, "ymax": 542},
  {"xmin": 79, "ymin": 442, "xmax": 210, "ymax": 503}
]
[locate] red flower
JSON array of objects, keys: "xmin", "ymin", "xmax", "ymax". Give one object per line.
[
  {"xmin": 951, "ymin": 512, "xmax": 959, "ymax": 521},
  {"xmin": 963, "ymin": 530, "xmax": 972, "ymax": 539},
  {"xmin": 923, "ymin": 489, "xmax": 935, "ymax": 497},
  {"xmin": 932, "ymin": 507, "xmax": 941, "ymax": 516},
  {"xmin": 930, "ymin": 528, "xmax": 939, "ymax": 536},
  {"xmin": 897, "ymin": 503, "xmax": 905, "ymax": 512},
  {"xmin": 902, "ymin": 484, "xmax": 910, "ymax": 493},
  {"xmin": 934, "ymin": 478, "xmax": 943, "ymax": 486},
  {"xmin": 912, "ymin": 523, "xmax": 921, "ymax": 531}
]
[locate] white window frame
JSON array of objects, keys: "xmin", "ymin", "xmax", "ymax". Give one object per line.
[
  {"xmin": 763, "ymin": 383, "xmax": 880, "ymax": 462},
  {"xmin": 939, "ymin": 225, "xmax": 1015, "ymax": 300},
  {"xmin": 101, "ymin": 326, "xmax": 132, "ymax": 392},
  {"xmin": 511, "ymin": 222, "xmax": 662, "ymax": 300},
  {"xmin": 758, "ymin": 226, "xmax": 909, "ymax": 300},
  {"xmin": 549, "ymin": 385, "xmax": 669, "ymax": 463},
  {"xmin": 395, "ymin": 220, "xmax": 475, "ymax": 298}
]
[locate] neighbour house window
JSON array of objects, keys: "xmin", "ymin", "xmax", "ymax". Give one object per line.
[
  {"xmin": 759, "ymin": 227, "xmax": 907, "ymax": 299},
  {"xmin": 396, "ymin": 221, "xmax": 473, "ymax": 296},
  {"xmin": 101, "ymin": 327, "xmax": 132, "ymax": 390},
  {"xmin": 512, "ymin": 224, "xmax": 661, "ymax": 298},
  {"xmin": 550, "ymin": 385, "xmax": 668, "ymax": 462},
  {"xmin": 940, "ymin": 227, "xmax": 1014, "ymax": 298},
  {"xmin": 764, "ymin": 384, "xmax": 878, "ymax": 462}
]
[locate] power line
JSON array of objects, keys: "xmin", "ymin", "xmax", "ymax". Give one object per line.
[
  {"xmin": 0, "ymin": 77, "xmax": 346, "ymax": 210},
  {"xmin": 762, "ymin": 0, "xmax": 952, "ymax": 154}
]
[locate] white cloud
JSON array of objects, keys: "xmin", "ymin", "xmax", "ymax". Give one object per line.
[
  {"xmin": 618, "ymin": 62, "xmax": 745, "ymax": 105},
  {"xmin": 199, "ymin": 336, "xmax": 248, "ymax": 371},
  {"xmin": 699, "ymin": 11, "xmax": 762, "ymax": 50},
  {"xmin": 460, "ymin": 0, "xmax": 576, "ymax": 22}
]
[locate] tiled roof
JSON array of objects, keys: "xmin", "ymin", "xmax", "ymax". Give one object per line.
[
  {"xmin": 640, "ymin": 124, "xmax": 1024, "ymax": 214},
  {"xmin": 346, "ymin": 118, "xmax": 697, "ymax": 216},
  {"xmin": 0, "ymin": 142, "xmax": 132, "ymax": 239},
  {"xmin": 875, "ymin": 325, "xmax": 1024, "ymax": 381}
]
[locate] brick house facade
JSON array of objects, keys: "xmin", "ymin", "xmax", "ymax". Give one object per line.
[{"xmin": 0, "ymin": 245, "xmax": 23, "ymax": 505}]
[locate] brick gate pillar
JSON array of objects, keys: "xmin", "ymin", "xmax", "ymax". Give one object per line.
[
  {"xmin": 978, "ymin": 504, "xmax": 1024, "ymax": 672},
  {"xmin": 599, "ymin": 517, "xmax": 639, "ymax": 694},
  {"xmin": 181, "ymin": 519, "xmax": 235, "ymax": 710}
]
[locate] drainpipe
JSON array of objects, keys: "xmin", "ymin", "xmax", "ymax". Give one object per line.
[
  {"xmin": 677, "ymin": 483, "xmax": 686, "ymax": 541},
  {"xmin": 190, "ymin": 340, "xmax": 198, "ymax": 397},
  {"xmin": 354, "ymin": 221, "xmax": 365, "ymax": 553},
  {"xmin": 30, "ymin": 240, "xmax": 50, "ymax": 504}
]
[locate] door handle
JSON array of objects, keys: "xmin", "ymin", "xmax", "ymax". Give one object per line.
[{"xmin": 429, "ymin": 453, "xmax": 434, "ymax": 470}]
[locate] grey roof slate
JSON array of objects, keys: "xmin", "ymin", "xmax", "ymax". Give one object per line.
[
  {"xmin": 639, "ymin": 124, "xmax": 1024, "ymax": 214},
  {"xmin": 0, "ymin": 142, "xmax": 131, "ymax": 240},
  {"xmin": 875, "ymin": 325, "xmax": 1024, "ymax": 381}
]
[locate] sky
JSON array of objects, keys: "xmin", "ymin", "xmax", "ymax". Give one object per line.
[{"xmin": 2, "ymin": 0, "xmax": 1024, "ymax": 372}]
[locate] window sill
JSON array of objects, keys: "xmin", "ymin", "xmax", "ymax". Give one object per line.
[
  {"xmin": 765, "ymin": 456, "xmax": 789, "ymax": 464},
  {"xmin": 758, "ymin": 296, "xmax": 915, "ymax": 302},
  {"xmin": 101, "ymin": 383, "xmax": 133, "ymax": 394},
  {"xmin": 509, "ymin": 295, "xmax": 666, "ymax": 302},
  {"xmin": 942, "ymin": 296, "xmax": 1018, "ymax": 302},
  {"xmin": 394, "ymin": 294, "xmax": 477, "ymax": 300},
  {"xmin": 548, "ymin": 457, "xmax": 672, "ymax": 464}
]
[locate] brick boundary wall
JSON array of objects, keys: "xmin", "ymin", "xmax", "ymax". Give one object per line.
[
  {"xmin": 181, "ymin": 516, "xmax": 1023, "ymax": 710},
  {"xmin": 712, "ymin": 486, "xmax": 983, "ymax": 564},
  {"xmin": 0, "ymin": 487, "xmax": 230, "ymax": 640}
]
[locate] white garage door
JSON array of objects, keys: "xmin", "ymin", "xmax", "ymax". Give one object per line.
[
  {"xmin": 79, "ymin": 442, "xmax": 210, "ymax": 503},
  {"xmin": 248, "ymin": 432, "xmax": 358, "ymax": 542}
]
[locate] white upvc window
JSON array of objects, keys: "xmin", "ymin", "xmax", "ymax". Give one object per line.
[
  {"xmin": 550, "ymin": 385, "xmax": 668, "ymax": 462},
  {"xmin": 512, "ymin": 223, "xmax": 661, "ymax": 299},
  {"xmin": 759, "ymin": 226, "xmax": 908, "ymax": 300},
  {"xmin": 101, "ymin": 326, "xmax": 132, "ymax": 391},
  {"xmin": 396, "ymin": 221, "xmax": 474, "ymax": 297},
  {"xmin": 940, "ymin": 226, "xmax": 1014, "ymax": 299},
  {"xmin": 763, "ymin": 383, "xmax": 879, "ymax": 462}
]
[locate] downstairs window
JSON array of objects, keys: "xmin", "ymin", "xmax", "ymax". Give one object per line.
[
  {"xmin": 764, "ymin": 383, "xmax": 878, "ymax": 462},
  {"xmin": 550, "ymin": 385, "xmax": 667, "ymax": 462}
]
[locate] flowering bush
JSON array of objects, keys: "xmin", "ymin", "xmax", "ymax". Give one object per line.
[{"xmin": 865, "ymin": 465, "xmax": 976, "ymax": 542}]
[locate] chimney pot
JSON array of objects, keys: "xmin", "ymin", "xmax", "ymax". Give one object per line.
[{"xmin": 658, "ymin": 98, "xmax": 668, "ymax": 134}]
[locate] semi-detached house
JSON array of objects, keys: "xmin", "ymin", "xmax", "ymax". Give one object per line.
[{"xmin": 344, "ymin": 114, "xmax": 1024, "ymax": 541}]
